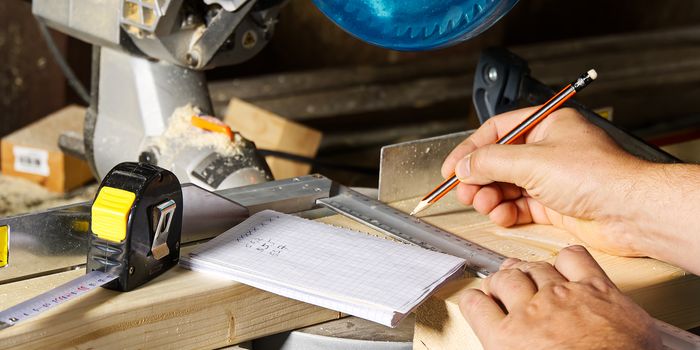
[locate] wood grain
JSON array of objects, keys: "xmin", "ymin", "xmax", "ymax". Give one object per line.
[
  {"xmin": 224, "ymin": 99, "xmax": 322, "ymax": 180},
  {"xmin": 0, "ymin": 265, "xmax": 340, "ymax": 349},
  {"xmin": 1, "ymin": 194, "xmax": 698, "ymax": 349}
]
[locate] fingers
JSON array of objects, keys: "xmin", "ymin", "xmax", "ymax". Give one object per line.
[
  {"xmin": 482, "ymin": 268, "xmax": 537, "ymax": 312},
  {"xmin": 441, "ymin": 106, "xmax": 541, "ymax": 178},
  {"xmin": 455, "ymin": 143, "xmax": 536, "ymax": 187},
  {"xmin": 488, "ymin": 202, "xmax": 519, "ymax": 227},
  {"xmin": 555, "ymin": 245, "xmax": 614, "ymax": 287},
  {"xmin": 472, "ymin": 185, "xmax": 503, "ymax": 214},
  {"xmin": 507, "ymin": 260, "xmax": 567, "ymax": 289},
  {"xmin": 442, "ymin": 142, "xmax": 474, "ymax": 178},
  {"xmin": 456, "ymin": 183, "xmax": 480, "ymax": 205},
  {"xmin": 458, "ymin": 182, "xmax": 520, "ymax": 208},
  {"xmin": 488, "ymin": 197, "xmax": 534, "ymax": 227},
  {"xmin": 459, "ymin": 289, "xmax": 505, "ymax": 342},
  {"xmin": 458, "ymin": 183, "xmax": 534, "ymax": 227}
]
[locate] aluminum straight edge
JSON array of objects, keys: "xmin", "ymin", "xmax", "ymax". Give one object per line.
[
  {"xmin": 215, "ymin": 174, "xmax": 334, "ymax": 214},
  {"xmin": 317, "ymin": 186, "xmax": 506, "ymax": 276},
  {"xmin": 378, "ymin": 131, "xmax": 473, "ymax": 203}
]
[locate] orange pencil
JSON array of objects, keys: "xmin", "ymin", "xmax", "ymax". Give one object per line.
[{"xmin": 410, "ymin": 69, "xmax": 598, "ymax": 216}]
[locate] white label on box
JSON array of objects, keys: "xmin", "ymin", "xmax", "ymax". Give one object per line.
[{"xmin": 13, "ymin": 146, "xmax": 50, "ymax": 177}]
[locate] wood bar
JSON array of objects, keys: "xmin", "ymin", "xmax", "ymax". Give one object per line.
[
  {"xmin": 0, "ymin": 250, "xmax": 341, "ymax": 349},
  {"xmin": 1, "ymin": 196, "xmax": 698, "ymax": 349}
]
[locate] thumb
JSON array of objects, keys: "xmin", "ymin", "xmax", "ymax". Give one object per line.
[{"xmin": 455, "ymin": 143, "xmax": 536, "ymax": 187}]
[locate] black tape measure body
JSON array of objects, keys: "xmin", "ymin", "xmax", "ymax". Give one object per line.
[{"xmin": 87, "ymin": 162, "xmax": 183, "ymax": 292}]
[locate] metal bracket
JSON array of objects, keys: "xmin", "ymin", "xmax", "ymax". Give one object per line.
[
  {"xmin": 472, "ymin": 47, "xmax": 529, "ymax": 124},
  {"xmin": 186, "ymin": 0, "xmax": 257, "ymax": 69},
  {"xmin": 151, "ymin": 199, "xmax": 177, "ymax": 260}
]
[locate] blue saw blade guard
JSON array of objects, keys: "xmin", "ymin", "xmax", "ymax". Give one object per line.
[{"xmin": 311, "ymin": 0, "xmax": 519, "ymax": 51}]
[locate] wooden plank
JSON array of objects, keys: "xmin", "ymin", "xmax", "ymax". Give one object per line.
[
  {"xmin": 1, "ymin": 195, "xmax": 698, "ymax": 349},
  {"xmin": 208, "ymin": 56, "xmax": 473, "ymax": 101},
  {"xmin": 223, "ymin": 99, "xmax": 322, "ymax": 180},
  {"xmin": 209, "ymin": 26, "xmax": 700, "ymax": 105},
  {"xmin": 0, "ymin": 265, "xmax": 341, "ymax": 349},
  {"xmin": 404, "ymin": 196, "xmax": 700, "ymax": 350},
  {"xmin": 0, "ymin": 105, "xmax": 93, "ymax": 193}
]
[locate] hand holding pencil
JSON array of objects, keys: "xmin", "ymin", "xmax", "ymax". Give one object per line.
[
  {"xmin": 410, "ymin": 69, "xmax": 597, "ymax": 216},
  {"xmin": 416, "ymin": 69, "xmax": 670, "ymax": 258}
]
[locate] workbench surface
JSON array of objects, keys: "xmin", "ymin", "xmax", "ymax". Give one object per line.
[{"xmin": 0, "ymin": 197, "xmax": 697, "ymax": 349}]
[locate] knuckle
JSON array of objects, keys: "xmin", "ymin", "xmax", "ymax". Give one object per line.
[
  {"xmin": 472, "ymin": 145, "xmax": 493, "ymax": 171},
  {"xmin": 549, "ymin": 108, "xmax": 584, "ymax": 127},
  {"xmin": 482, "ymin": 117, "xmax": 496, "ymax": 130},
  {"xmin": 490, "ymin": 269, "xmax": 525, "ymax": 292},
  {"xmin": 515, "ymin": 261, "xmax": 553, "ymax": 274},
  {"xmin": 544, "ymin": 282, "xmax": 570, "ymax": 298},
  {"xmin": 460, "ymin": 290, "xmax": 487, "ymax": 312},
  {"xmin": 584, "ymin": 276, "xmax": 615, "ymax": 293},
  {"xmin": 552, "ymin": 284, "xmax": 569, "ymax": 298},
  {"xmin": 559, "ymin": 107, "xmax": 582, "ymax": 119}
]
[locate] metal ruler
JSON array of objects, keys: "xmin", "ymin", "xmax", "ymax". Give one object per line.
[
  {"xmin": 317, "ymin": 186, "xmax": 505, "ymax": 277},
  {"xmin": 0, "ymin": 271, "xmax": 116, "ymax": 330}
]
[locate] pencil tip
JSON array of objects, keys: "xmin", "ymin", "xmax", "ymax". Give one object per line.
[{"xmin": 410, "ymin": 200, "xmax": 430, "ymax": 217}]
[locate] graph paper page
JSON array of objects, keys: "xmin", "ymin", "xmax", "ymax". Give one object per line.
[{"xmin": 180, "ymin": 210, "xmax": 466, "ymax": 327}]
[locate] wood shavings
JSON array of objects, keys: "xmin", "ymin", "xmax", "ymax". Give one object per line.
[{"xmin": 150, "ymin": 105, "xmax": 246, "ymax": 168}]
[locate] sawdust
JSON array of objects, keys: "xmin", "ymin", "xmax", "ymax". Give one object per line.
[
  {"xmin": 153, "ymin": 104, "xmax": 245, "ymax": 158},
  {"xmin": 150, "ymin": 104, "xmax": 249, "ymax": 174},
  {"xmin": 0, "ymin": 175, "xmax": 97, "ymax": 217}
]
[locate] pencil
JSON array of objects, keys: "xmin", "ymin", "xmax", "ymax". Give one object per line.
[{"xmin": 410, "ymin": 69, "xmax": 598, "ymax": 216}]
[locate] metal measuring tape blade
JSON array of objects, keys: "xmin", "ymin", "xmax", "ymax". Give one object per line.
[
  {"xmin": 0, "ymin": 271, "xmax": 116, "ymax": 330},
  {"xmin": 0, "ymin": 162, "xmax": 183, "ymax": 329}
]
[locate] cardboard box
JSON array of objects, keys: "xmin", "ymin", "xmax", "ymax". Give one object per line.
[
  {"xmin": 1, "ymin": 105, "xmax": 93, "ymax": 193},
  {"xmin": 224, "ymin": 99, "xmax": 322, "ymax": 180}
]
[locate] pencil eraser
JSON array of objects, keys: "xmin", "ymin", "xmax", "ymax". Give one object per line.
[{"xmin": 588, "ymin": 69, "xmax": 598, "ymax": 80}]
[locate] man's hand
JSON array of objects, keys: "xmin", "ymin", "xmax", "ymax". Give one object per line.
[
  {"xmin": 442, "ymin": 107, "xmax": 700, "ymax": 274},
  {"xmin": 459, "ymin": 245, "xmax": 662, "ymax": 350},
  {"xmin": 442, "ymin": 107, "xmax": 649, "ymax": 257}
]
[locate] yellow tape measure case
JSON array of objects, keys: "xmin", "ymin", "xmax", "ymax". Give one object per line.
[{"xmin": 88, "ymin": 162, "xmax": 183, "ymax": 291}]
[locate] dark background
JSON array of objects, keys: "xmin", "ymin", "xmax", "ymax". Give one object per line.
[{"xmin": 4, "ymin": 0, "xmax": 700, "ymax": 136}]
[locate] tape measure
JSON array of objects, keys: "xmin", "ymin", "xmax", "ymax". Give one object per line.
[
  {"xmin": 0, "ymin": 271, "xmax": 116, "ymax": 329},
  {"xmin": 0, "ymin": 162, "xmax": 183, "ymax": 329}
]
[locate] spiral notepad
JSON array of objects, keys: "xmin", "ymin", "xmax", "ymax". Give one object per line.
[{"xmin": 180, "ymin": 210, "xmax": 466, "ymax": 327}]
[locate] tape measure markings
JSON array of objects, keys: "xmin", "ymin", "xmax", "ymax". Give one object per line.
[{"xmin": 0, "ymin": 270, "xmax": 116, "ymax": 330}]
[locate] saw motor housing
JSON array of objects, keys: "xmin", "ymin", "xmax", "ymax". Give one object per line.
[{"xmin": 32, "ymin": 0, "xmax": 282, "ymax": 189}]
